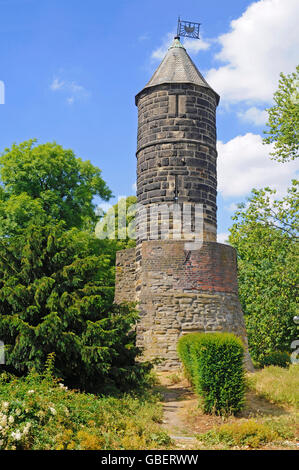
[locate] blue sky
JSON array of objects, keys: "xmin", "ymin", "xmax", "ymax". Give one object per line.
[{"xmin": 0, "ymin": 0, "xmax": 298, "ymax": 240}]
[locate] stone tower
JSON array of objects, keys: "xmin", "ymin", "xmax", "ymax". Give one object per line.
[{"xmin": 115, "ymin": 37, "xmax": 252, "ymax": 370}]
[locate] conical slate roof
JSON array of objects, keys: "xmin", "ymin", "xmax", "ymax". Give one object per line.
[{"xmin": 137, "ymin": 37, "xmax": 219, "ymax": 104}]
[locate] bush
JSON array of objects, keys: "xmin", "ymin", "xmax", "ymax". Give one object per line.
[
  {"xmin": 259, "ymin": 351, "xmax": 291, "ymax": 368},
  {"xmin": 178, "ymin": 332, "xmax": 245, "ymax": 415},
  {"xmin": 177, "ymin": 333, "xmax": 199, "ymax": 382},
  {"xmin": 0, "ymin": 369, "xmax": 170, "ymax": 450}
]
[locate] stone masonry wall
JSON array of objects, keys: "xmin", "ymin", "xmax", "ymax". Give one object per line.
[
  {"xmin": 135, "ymin": 83, "xmax": 218, "ymax": 243},
  {"xmin": 114, "ymin": 241, "xmax": 252, "ymax": 370},
  {"xmin": 114, "ymin": 247, "xmax": 136, "ymax": 304},
  {"xmin": 135, "ymin": 240, "xmax": 251, "ymax": 370}
]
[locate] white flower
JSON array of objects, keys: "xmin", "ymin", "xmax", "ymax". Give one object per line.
[
  {"xmin": 27, "ymin": 390, "xmax": 35, "ymax": 394},
  {"xmin": 11, "ymin": 430, "xmax": 22, "ymax": 441},
  {"xmin": 2, "ymin": 402, "xmax": 9, "ymax": 410},
  {"xmin": 0, "ymin": 414, "xmax": 7, "ymax": 426},
  {"xmin": 59, "ymin": 383, "xmax": 68, "ymax": 391},
  {"xmin": 49, "ymin": 407, "xmax": 56, "ymax": 415},
  {"xmin": 15, "ymin": 409, "xmax": 21, "ymax": 416},
  {"xmin": 23, "ymin": 422, "xmax": 31, "ymax": 435},
  {"xmin": 8, "ymin": 416, "xmax": 14, "ymax": 424}
]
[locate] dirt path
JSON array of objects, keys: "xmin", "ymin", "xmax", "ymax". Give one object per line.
[
  {"xmin": 158, "ymin": 373, "xmax": 198, "ymax": 449},
  {"xmin": 157, "ymin": 372, "xmax": 297, "ymax": 450}
]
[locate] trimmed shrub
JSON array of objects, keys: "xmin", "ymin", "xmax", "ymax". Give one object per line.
[
  {"xmin": 177, "ymin": 333, "xmax": 199, "ymax": 382},
  {"xmin": 178, "ymin": 332, "xmax": 245, "ymax": 415},
  {"xmin": 259, "ymin": 351, "xmax": 291, "ymax": 369}
]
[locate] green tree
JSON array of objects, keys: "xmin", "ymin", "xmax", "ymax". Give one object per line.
[
  {"xmin": 0, "ymin": 140, "xmax": 149, "ymax": 391},
  {"xmin": 0, "ymin": 140, "xmax": 112, "ymax": 235},
  {"xmin": 229, "ymin": 182, "xmax": 298, "ymax": 362},
  {"xmin": 263, "ymin": 65, "xmax": 299, "ymax": 162},
  {"xmin": 0, "ymin": 223, "xmax": 148, "ymax": 391},
  {"xmin": 95, "ymin": 196, "xmax": 137, "ymax": 250}
]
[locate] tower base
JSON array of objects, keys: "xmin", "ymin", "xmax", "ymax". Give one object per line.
[{"xmin": 115, "ymin": 241, "xmax": 253, "ymax": 371}]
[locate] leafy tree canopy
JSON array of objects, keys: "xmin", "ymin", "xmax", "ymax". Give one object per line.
[
  {"xmin": 95, "ymin": 196, "xmax": 137, "ymax": 250},
  {"xmin": 0, "ymin": 140, "xmax": 112, "ymax": 235},
  {"xmin": 229, "ymin": 182, "xmax": 298, "ymax": 362},
  {"xmin": 263, "ymin": 65, "xmax": 299, "ymax": 162}
]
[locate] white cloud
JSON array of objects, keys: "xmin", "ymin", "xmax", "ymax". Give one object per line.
[
  {"xmin": 151, "ymin": 32, "xmax": 210, "ymax": 61},
  {"xmin": 182, "ymin": 37, "xmax": 210, "ymax": 54},
  {"xmin": 217, "ymin": 133, "xmax": 298, "ymax": 197},
  {"xmin": 50, "ymin": 78, "xmax": 65, "ymax": 91},
  {"xmin": 206, "ymin": 0, "xmax": 299, "ymax": 104},
  {"xmin": 50, "ymin": 76, "xmax": 89, "ymax": 104},
  {"xmin": 217, "ymin": 232, "xmax": 230, "ymax": 244},
  {"xmin": 225, "ymin": 202, "xmax": 239, "ymax": 212},
  {"xmin": 237, "ymin": 106, "xmax": 268, "ymax": 126},
  {"xmin": 151, "ymin": 33, "xmax": 175, "ymax": 61},
  {"xmin": 66, "ymin": 96, "xmax": 74, "ymax": 105}
]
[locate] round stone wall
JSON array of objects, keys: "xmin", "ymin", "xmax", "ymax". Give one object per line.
[
  {"xmin": 135, "ymin": 83, "xmax": 218, "ymax": 243},
  {"xmin": 136, "ymin": 240, "xmax": 252, "ymax": 370}
]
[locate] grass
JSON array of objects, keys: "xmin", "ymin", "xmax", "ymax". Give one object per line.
[
  {"xmin": 175, "ymin": 365, "xmax": 299, "ymax": 450},
  {"xmin": 0, "ymin": 370, "xmax": 171, "ymax": 450},
  {"xmin": 197, "ymin": 419, "xmax": 279, "ymax": 449},
  {"xmin": 196, "ymin": 415, "xmax": 298, "ymax": 449},
  {"xmin": 247, "ymin": 364, "xmax": 299, "ymax": 409}
]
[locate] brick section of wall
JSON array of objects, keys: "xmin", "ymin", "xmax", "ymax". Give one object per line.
[
  {"xmin": 135, "ymin": 83, "xmax": 218, "ymax": 242},
  {"xmin": 141, "ymin": 240, "xmax": 238, "ymax": 294},
  {"xmin": 114, "ymin": 247, "xmax": 136, "ymax": 304}
]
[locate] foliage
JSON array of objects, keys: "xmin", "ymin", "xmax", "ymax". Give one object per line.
[
  {"xmin": 0, "ymin": 369, "xmax": 170, "ymax": 450},
  {"xmin": 259, "ymin": 351, "xmax": 291, "ymax": 369},
  {"xmin": 177, "ymin": 333, "xmax": 245, "ymax": 415},
  {"xmin": 95, "ymin": 196, "xmax": 137, "ymax": 250},
  {"xmin": 247, "ymin": 365, "xmax": 299, "ymax": 409},
  {"xmin": 0, "ymin": 140, "xmax": 112, "ymax": 235},
  {"xmin": 0, "ymin": 223, "xmax": 150, "ymax": 392},
  {"xmin": 177, "ymin": 333, "xmax": 196, "ymax": 382},
  {"xmin": 197, "ymin": 419, "xmax": 280, "ymax": 449},
  {"xmin": 263, "ymin": 65, "xmax": 299, "ymax": 162},
  {"xmin": 229, "ymin": 182, "xmax": 298, "ymax": 362}
]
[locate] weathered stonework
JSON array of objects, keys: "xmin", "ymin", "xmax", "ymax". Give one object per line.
[
  {"xmin": 115, "ymin": 241, "xmax": 252, "ymax": 370},
  {"xmin": 135, "ymin": 83, "xmax": 218, "ymax": 242},
  {"xmin": 114, "ymin": 38, "xmax": 253, "ymax": 370},
  {"xmin": 115, "ymin": 247, "xmax": 136, "ymax": 304}
]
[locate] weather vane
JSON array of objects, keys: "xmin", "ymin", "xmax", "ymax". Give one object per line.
[{"xmin": 176, "ymin": 17, "xmax": 201, "ymax": 39}]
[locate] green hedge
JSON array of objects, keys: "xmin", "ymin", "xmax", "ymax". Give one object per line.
[
  {"xmin": 178, "ymin": 332, "xmax": 245, "ymax": 415},
  {"xmin": 259, "ymin": 351, "xmax": 291, "ymax": 368}
]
